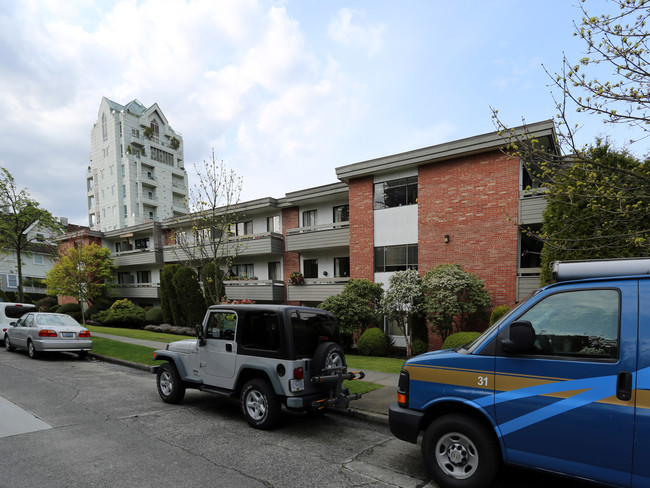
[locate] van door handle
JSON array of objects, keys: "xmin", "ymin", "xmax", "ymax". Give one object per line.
[
  {"xmin": 226, "ymin": 343, "xmax": 232, "ymax": 353},
  {"xmin": 617, "ymin": 371, "xmax": 632, "ymax": 401}
]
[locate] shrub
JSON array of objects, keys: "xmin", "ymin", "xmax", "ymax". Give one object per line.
[
  {"xmin": 36, "ymin": 296, "xmax": 57, "ymax": 311},
  {"xmin": 411, "ymin": 338, "xmax": 428, "ymax": 357},
  {"xmin": 92, "ymin": 299, "xmax": 146, "ymax": 328},
  {"xmin": 145, "ymin": 307, "xmax": 163, "ymax": 325},
  {"xmin": 442, "ymin": 331, "xmax": 481, "ymax": 350},
  {"xmin": 357, "ymin": 327, "xmax": 388, "ymax": 356},
  {"xmin": 489, "ymin": 305, "xmax": 511, "ymax": 325},
  {"xmin": 58, "ymin": 303, "xmax": 82, "ymax": 315},
  {"xmin": 84, "ymin": 299, "xmax": 113, "ymax": 321}
]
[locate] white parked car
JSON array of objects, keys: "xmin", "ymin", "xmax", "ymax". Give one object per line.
[
  {"xmin": 0, "ymin": 302, "xmax": 36, "ymax": 346},
  {"xmin": 4, "ymin": 312, "xmax": 92, "ymax": 359}
]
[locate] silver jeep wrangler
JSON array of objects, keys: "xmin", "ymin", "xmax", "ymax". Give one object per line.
[{"xmin": 150, "ymin": 304, "xmax": 364, "ymax": 429}]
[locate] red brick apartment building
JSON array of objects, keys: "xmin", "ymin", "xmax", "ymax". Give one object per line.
[{"xmin": 60, "ymin": 119, "xmax": 556, "ymax": 346}]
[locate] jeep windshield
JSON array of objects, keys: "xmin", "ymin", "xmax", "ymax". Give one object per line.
[{"xmin": 290, "ymin": 309, "xmax": 339, "ymax": 358}]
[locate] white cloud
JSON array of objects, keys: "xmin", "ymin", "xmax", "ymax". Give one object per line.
[{"xmin": 328, "ymin": 8, "xmax": 385, "ymax": 58}]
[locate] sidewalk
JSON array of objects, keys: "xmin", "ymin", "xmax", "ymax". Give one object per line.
[{"xmin": 91, "ymin": 332, "xmax": 397, "ymax": 424}]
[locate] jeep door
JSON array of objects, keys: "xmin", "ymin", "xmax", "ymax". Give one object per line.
[
  {"xmin": 494, "ymin": 281, "xmax": 637, "ymax": 487},
  {"xmin": 198, "ymin": 309, "xmax": 238, "ymax": 388}
]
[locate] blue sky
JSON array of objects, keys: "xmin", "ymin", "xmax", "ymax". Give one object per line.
[{"xmin": 0, "ymin": 0, "xmax": 642, "ymax": 225}]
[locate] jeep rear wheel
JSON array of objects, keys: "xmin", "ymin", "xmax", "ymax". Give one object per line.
[
  {"xmin": 156, "ymin": 362, "xmax": 186, "ymax": 404},
  {"xmin": 240, "ymin": 379, "xmax": 281, "ymax": 430},
  {"xmin": 312, "ymin": 342, "xmax": 346, "ymax": 376}
]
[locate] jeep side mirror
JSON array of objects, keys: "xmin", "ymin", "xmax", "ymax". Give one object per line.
[
  {"xmin": 502, "ymin": 320, "xmax": 536, "ymax": 355},
  {"xmin": 195, "ymin": 323, "xmax": 204, "ymax": 342}
]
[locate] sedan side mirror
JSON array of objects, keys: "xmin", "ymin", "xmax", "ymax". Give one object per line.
[{"xmin": 502, "ymin": 320, "xmax": 536, "ymax": 355}]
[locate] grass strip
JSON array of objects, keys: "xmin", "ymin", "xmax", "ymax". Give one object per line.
[
  {"xmin": 91, "ymin": 336, "xmax": 157, "ymax": 366},
  {"xmin": 346, "ymin": 355, "xmax": 405, "ymax": 375},
  {"xmin": 87, "ymin": 325, "xmax": 193, "ymax": 343}
]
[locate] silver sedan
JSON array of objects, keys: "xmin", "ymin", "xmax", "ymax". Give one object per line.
[{"xmin": 4, "ymin": 312, "xmax": 92, "ymax": 359}]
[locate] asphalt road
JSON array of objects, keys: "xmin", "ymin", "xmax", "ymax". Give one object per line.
[{"xmin": 0, "ymin": 350, "xmax": 597, "ymax": 488}]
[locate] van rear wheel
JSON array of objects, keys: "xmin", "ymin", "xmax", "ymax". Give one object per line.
[{"xmin": 422, "ymin": 414, "xmax": 499, "ymax": 488}]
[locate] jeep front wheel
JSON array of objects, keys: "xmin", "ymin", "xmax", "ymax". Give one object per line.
[
  {"xmin": 240, "ymin": 379, "xmax": 281, "ymax": 430},
  {"xmin": 156, "ymin": 362, "xmax": 186, "ymax": 404}
]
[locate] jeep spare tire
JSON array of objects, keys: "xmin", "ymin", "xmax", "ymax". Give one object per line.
[{"xmin": 312, "ymin": 342, "xmax": 346, "ymax": 376}]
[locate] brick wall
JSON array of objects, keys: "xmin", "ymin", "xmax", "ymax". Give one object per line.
[
  {"xmin": 282, "ymin": 207, "xmax": 300, "ymax": 305},
  {"xmin": 418, "ymin": 150, "xmax": 520, "ymax": 308},
  {"xmin": 349, "ymin": 176, "xmax": 374, "ymax": 281}
]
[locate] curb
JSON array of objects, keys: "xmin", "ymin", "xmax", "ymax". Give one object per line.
[{"xmin": 89, "ymin": 352, "xmax": 389, "ymax": 425}]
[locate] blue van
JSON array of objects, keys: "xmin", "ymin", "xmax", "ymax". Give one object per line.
[{"xmin": 389, "ymin": 258, "xmax": 650, "ymax": 488}]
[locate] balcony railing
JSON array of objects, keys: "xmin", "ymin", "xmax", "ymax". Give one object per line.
[
  {"xmin": 112, "ymin": 283, "xmax": 160, "ymax": 299},
  {"xmin": 285, "ymin": 222, "xmax": 350, "ymax": 252},
  {"xmin": 163, "ymin": 232, "xmax": 284, "ymax": 262},
  {"xmin": 286, "ymin": 277, "xmax": 349, "ymax": 302},
  {"xmin": 224, "ymin": 280, "xmax": 285, "ymax": 302},
  {"xmin": 112, "ymin": 248, "xmax": 163, "ymax": 266}
]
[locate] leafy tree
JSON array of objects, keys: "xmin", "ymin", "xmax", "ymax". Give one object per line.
[
  {"xmin": 319, "ymin": 279, "xmax": 383, "ymax": 349},
  {"xmin": 160, "ymin": 264, "xmax": 182, "ymax": 325},
  {"xmin": 0, "ymin": 167, "xmax": 62, "ymax": 302},
  {"xmin": 380, "ymin": 269, "xmax": 424, "ymax": 358},
  {"xmin": 45, "ymin": 243, "xmax": 115, "ymax": 323},
  {"xmin": 422, "ymin": 264, "xmax": 491, "ymax": 342},
  {"xmin": 171, "ymin": 152, "xmax": 243, "ymax": 305},
  {"xmin": 538, "ymin": 141, "xmax": 650, "ymax": 283},
  {"xmin": 493, "ymin": 1, "xmax": 650, "ymax": 252},
  {"xmin": 172, "ymin": 267, "xmax": 207, "ymax": 328}
]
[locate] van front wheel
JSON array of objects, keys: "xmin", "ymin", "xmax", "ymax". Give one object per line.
[{"xmin": 421, "ymin": 414, "xmax": 499, "ymax": 488}]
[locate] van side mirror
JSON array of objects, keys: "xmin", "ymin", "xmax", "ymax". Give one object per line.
[
  {"xmin": 195, "ymin": 323, "xmax": 205, "ymax": 343},
  {"xmin": 502, "ymin": 320, "xmax": 536, "ymax": 355}
]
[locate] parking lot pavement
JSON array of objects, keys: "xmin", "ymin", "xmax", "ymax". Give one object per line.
[{"xmin": 0, "ymin": 394, "xmax": 51, "ymax": 438}]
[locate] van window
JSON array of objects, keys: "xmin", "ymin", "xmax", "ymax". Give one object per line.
[
  {"xmin": 517, "ymin": 289, "xmax": 620, "ymax": 360},
  {"xmin": 3, "ymin": 305, "xmax": 36, "ymax": 319}
]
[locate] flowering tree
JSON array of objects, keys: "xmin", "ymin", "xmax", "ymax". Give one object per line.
[
  {"xmin": 380, "ymin": 269, "xmax": 424, "ymax": 357},
  {"xmin": 422, "ymin": 264, "xmax": 491, "ymax": 342}
]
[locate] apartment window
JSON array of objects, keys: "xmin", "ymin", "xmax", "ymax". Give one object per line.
[
  {"xmin": 149, "ymin": 211, "xmax": 154, "ymax": 220},
  {"xmin": 122, "ymin": 185, "xmax": 126, "ymax": 197},
  {"xmin": 333, "ymin": 205, "xmax": 349, "ymax": 223},
  {"xmin": 268, "ymin": 262, "xmax": 280, "ymax": 281},
  {"xmin": 33, "ymin": 254, "xmax": 43, "ymax": 265},
  {"xmin": 334, "ymin": 257, "xmax": 350, "ymax": 278},
  {"xmin": 87, "ymin": 178, "xmax": 94, "ymax": 191},
  {"xmin": 137, "ymin": 270, "xmax": 151, "ymax": 284},
  {"xmin": 135, "ymin": 238, "xmax": 149, "ymax": 249},
  {"xmin": 520, "ymin": 224, "xmax": 543, "ymax": 268},
  {"xmin": 151, "ymin": 119, "xmax": 159, "ymax": 141},
  {"xmin": 123, "ymin": 205, "xmax": 128, "ymax": 218},
  {"xmin": 303, "ymin": 259, "xmax": 318, "ymax": 278},
  {"xmin": 88, "ymin": 196, "xmax": 95, "ymax": 209},
  {"xmin": 374, "ymin": 176, "xmax": 418, "ymax": 209},
  {"xmin": 235, "ymin": 221, "xmax": 253, "ymax": 236},
  {"xmin": 303, "ymin": 210, "xmax": 317, "ymax": 227},
  {"xmin": 267, "ymin": 215, "xmax": 280, "ymax": 233},
  {"xmin": 374, "ymin": 244, "xmax": 418, "ymax": 272},
  {"xmin": 132, "ymin": 128, "xmax": 139, "ymax": 138},
  {"xmin": 7, "ymin": 274, "xmax": 18, "ymax": 288},
  {"xmin": 229, "ymin": 264, "xmax": 254, "ymax": 279},
  {"xmin": 101, "ymin": 113, "xmax": 107, "ymax": 141}
]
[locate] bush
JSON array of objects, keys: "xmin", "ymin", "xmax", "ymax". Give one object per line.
[
  {"xmin": 145, "ymin": 307, "xmax": 163, "ymax": 325},
  {"xmin": 489, "ymin": 305, "xmax": 511, "ymax": 325},
  {"xmin": 58, "ymin": 303, "xmax": 82, "ymax": 315},
  {"xmin": 84, "ymin": 299, "xmax": 113, "ymax": 320},
  {"xmin": 411, "ymin": 338, "xmax": 428, "ymax": 357},
  {"xmin": 357, "ymin": 327, "xmax": 388, "ymax": 356},
  {"xmin": 442, "ymin": 331, "xmax": 481, "ymax": 350},
  {"xmin": 36, "ymin": 296, "xmax": 57, "ymax": 311},
  {"xmin": 91, "ymin": 299, "xmax": 146, "ymax": 328}
]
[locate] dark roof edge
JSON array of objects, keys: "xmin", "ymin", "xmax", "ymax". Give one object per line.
[{"xmin": 335, "ymin": 120, "xmax": 556, "ymax": 182}]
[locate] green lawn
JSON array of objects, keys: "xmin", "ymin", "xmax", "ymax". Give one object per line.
[
  {"xmin": 87, "ymin": 325, "xmax": 193, "ymax": 343},
  {"xmin": 89, "ymin": 335, "xmax": 391, "ymax": 395}
]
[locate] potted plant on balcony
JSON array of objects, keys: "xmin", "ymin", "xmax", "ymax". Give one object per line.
[{"xmin": 289, "ymin": 272, "xmax": 304, "ymax": 285}]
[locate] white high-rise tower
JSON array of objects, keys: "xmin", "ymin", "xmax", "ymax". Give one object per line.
[{"xmin": 87, "ymin": 97, "xmax": 189, "ymax": 231}]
